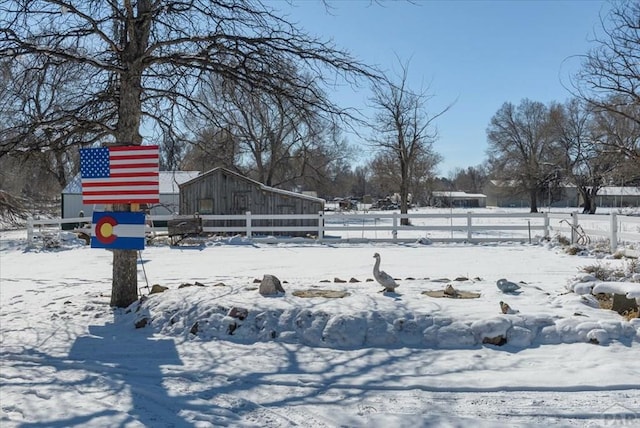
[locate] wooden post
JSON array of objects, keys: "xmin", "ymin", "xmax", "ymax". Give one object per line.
[
  {"xmin": 27, "ymin": 217, "xmax": 33, "ymax": 242},
  {"xmin": 245, "ymin": 211, "xmax": 252, "ymax": 238},
  {"xmin": 610, "ymin": 212, "xmax": 618, "ymax": 252},
  {"xmin": 466, "ymin": 211, "xmax": 473, "ymax": 241},
  {"xmin": 543, "ymin": 212, "xmax": 550, "ymax": 239},
  {"xmin": 317, "ymin": 211, "xmax": 324, "ymax": 241},
  {"xmin": 56, "ymin": 218, "xmax": 62, "ymax": 241},
  {"xmin": 392, "ymin": 212, "xmax": 398, "ymax": 241},
  {"xmin": 571, "ymin": 212, "xmax": 579, "ymax": 244}
]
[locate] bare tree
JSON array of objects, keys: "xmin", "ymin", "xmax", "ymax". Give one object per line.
[
  {"xmin": 197, "ymin": 72, "xmax": 346, "ymax": 189},
  {"xmin": 449, "ymin": 165, "xmax": 488, "ymax": 194},
  {"xmin": 1, "ymin": 0, "xmax": 379, "ymax": 307},
  {"xmin": 486, "ymin": 99, "xmax": 560, "ymax": 213},
  {"xmin": 591, "ymin": 99, "xmax": 640, "ymax": 182},
  {"xmin": 287, "ymin": 132, "xmax": 356, "ymax": 196},
  {"xmin": 350, "ymin": 165, "xmax": 370, "ymax": 200},
  {"xmin": 573, "ymin": 1, "xmax": 640, "ymax": 161},
  {"xmin": 368, "ymin": 151, "xmax": 401, "ymax": 201},
  {"xmin": 548, "ymin": 98, "xmax": 623, "ymax": 213},
  {"xmin": 408, "ymin": 151, "xmax": 442, "ymax": 206},
  {"xmin": 369, "ymin": 60, "xmax": 446, "ymax": 224},
  {"xmin": 592, "ymin": 96, "xmax": 640, "ymax": 166},
  {"xmin": 181, "ymin": 127, "xmax": 242, "ymax": 172},
  {"xmin": 0, "ymin": 190, "xmax": 29, "ymax": 226},
  {"xmin": 0, "ymin": 55, "xmax": 101, "ymax": 191}
]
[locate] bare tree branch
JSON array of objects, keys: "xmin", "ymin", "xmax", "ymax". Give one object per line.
[{"xmin": 368, "ymin": 58, "xmax": 448, "ymax": 222}]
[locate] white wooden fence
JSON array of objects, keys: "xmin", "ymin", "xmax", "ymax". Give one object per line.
[{"xmin": 27, "ymin": 211, "xmax": 640, "ymax": 251}]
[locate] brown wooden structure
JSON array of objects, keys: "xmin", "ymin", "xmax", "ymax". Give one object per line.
[
  {"xmin": 178, "ymin": 168, "xmax": 324, "ymax": 236},
  {"xmin": 167, "ymin": 215, "xmax": 203, "ymax": 245}
]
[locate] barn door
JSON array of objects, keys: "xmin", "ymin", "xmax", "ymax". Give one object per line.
[{"xmin": 232, "ymin": 192, "xmax": 249, "ymax": 214}]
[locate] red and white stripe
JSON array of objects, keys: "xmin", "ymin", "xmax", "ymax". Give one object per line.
[{"xmin": 82, "ymin": 146, "xmax": 159, "ymax": 204}]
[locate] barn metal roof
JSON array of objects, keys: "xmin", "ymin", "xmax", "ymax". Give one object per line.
[
  {"xmin": 180, "ymin": 167, "xmax": 325, "ymax": 203},
  {"xmin": 432, "ymin": 191, "xmax": 487, "ymax": 199}
]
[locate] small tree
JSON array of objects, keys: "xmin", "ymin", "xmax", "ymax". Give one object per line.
[
  {"xmin": 181, "ymin": 127, "xmax": 242, "ymax": 173},
  {"xmin": 369, "ymin": 60, "xmax": 446, "ymax": 224},
  {"xmin": 196, "ymin": 72, "xmax": 345, "ymax": 189},
  {"xmin": 548, "ymin": 98, "xmax": 623, "ymax": 214},
  {"xmin": 449, "ymin": 165, "xmax": 488, "ymax": 194},
  {"xmin": 486, "ymin": 99, "xmax": 558, "ymax": 213}
]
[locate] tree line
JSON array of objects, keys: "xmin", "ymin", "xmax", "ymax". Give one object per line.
[
  {"xmin": 1, "ymin": 2, "xmax": 638, "ymax": 213},
  {"xmin": 0, "ymin": 1, "xmax": 638, "ymax": 305},
  {"xmin": 488, "ymin": 2, "xmax": 640, "ymax": 213}
]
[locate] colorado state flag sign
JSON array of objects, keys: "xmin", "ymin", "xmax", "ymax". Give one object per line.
[{"xmin": 91, "ymin": 212, "xmax": 145, "ymax": 250}]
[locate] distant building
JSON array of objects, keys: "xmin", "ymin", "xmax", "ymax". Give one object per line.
[
  {"xmin": 483, "ymin": 180, "xmax": 639, "ymax": 208},
  {"xmin": 595, "ymin": 186, "xmax": 640, "ymax": 207},
  {"xmin": 483, "ymin": 181, "xmax": 531, "ymax": 208},
  {"xmin": 431, "ymin": 191, "xmax": 487, "ymax": 208}
]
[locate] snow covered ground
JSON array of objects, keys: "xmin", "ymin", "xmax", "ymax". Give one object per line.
[{"xmin": 1, "ymin": 227, "xmax": 639, "ymax": 427}]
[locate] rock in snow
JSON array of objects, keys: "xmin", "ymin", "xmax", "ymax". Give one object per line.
[{"xmin": 259, "ymin": 274, "xmax": 285, "ymax": 296}]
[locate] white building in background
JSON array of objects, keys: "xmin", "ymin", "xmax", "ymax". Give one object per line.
[
  {"xmin": 483, "ymin": 180, "xmax": 640, "ymax": 208},
  {"xmin": 595, "ymin": 186, "xmax": 640, "ymax": 207},
  {"xmin": 431, "ymin": 191, "xmax": 487, "ymax": 208},
  {"xmin": 60, "ymin": 171, "xmax": 201, "ymax": 222}
]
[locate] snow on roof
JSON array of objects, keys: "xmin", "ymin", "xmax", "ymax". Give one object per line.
[
  {"xmin": 182, "ymin": 167, "xmax": 325, "ymax": 204},
  {"xmin": 432, "ymin": 191, "xmax": 487, "ymax": 199},
  {"xmin": 489, "ymin": 181, "xmax": 640, "ymax": 197},
  {"xmin": 489, "ymin": 180, "xmax": 519, "ymax": 187},
  {"xmin": 597, "ymin": 186, "xmax": 640, "ymax": 197},
  {"xmin": 263, "ymin": 183, "xmax": 325, "ymax": 203},
  {"xmin": 62, "ymin": 171, "xmax": 201, "ymax": 194},
  {"xmin": 158, "ymin": 171, "xmax": 201, "ymax": 193}
]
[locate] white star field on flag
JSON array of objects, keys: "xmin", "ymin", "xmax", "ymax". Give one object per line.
[
  {"xmin": 80, "ymin": 148, "xmax": 110, "ymax": 179},
  {"xmin": 79, "ymin": 145, "xmax": 160, "ymax": 204}
]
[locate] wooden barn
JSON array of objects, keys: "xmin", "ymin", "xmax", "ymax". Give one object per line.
[{"xmin": 178, "ymin": 167, "xmax": 325, "ymax": 236}]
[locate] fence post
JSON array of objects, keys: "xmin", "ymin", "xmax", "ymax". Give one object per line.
[
  {"xmin": 571, "ymin": 212, "xmax": 578, "ymax": 244},
  {"xmin": 27, "ymin": 217, "xmax": 33, "ymax": 242},
  {"xmin": 317, "ymin": 211, "xmax": 324, "ymax": 241},
  {"xmin": 392, "ymin": 212, "xmax": 398, "ymax": 241},
  {"xmin": 610, "ymin": 212, "xmax": 618, "ymax": 253},
  {"xmin": 543, "ymin": 212, "xmax": 550, "ymax": 239},
  {"xmin": 466, "ymin": 212, "xmax": 473, "ymax": 241},
  {"xmin": 57, "ymin": 218, "xmax": 62, "ymax": 241},
  {"xmin": 245, "ymin": 211, "xmax": 252, "ymax": 238}
]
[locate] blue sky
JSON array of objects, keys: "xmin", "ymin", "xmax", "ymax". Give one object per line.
[{"xmin": 280, "ymin": 0, "xmax": 609, "ymax": 176}]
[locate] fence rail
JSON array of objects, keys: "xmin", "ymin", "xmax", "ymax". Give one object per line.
[{"xmin": 26, "ymin": 211, "xmax": 640, "ymax": 251}]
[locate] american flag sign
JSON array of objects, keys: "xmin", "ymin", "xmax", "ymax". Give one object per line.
[{"xmin": 80, "ymin": 145, "xmax": 159, "ymax": 204}]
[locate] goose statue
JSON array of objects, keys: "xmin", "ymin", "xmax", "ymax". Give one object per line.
[
  {"xmin": 373, "ymin": 252, "xmax": 399, "ymax": 293},
  {"xmin": 500, "ymin": 301, "xmax": 519, "ymax": 314},
  {"xmin": 496, "ymin": 278, "xmax": 521, "ymax": 293}
]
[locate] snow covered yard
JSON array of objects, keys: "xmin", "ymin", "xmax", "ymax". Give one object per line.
[{"xmin": 1, "ymin": 229, "xmax": 639, "ymax": 427}]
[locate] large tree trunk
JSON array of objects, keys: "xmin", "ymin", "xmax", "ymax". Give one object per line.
[
  {"xmin": 529, "ymin": 189, "xmax": 539, "ymax": 213},
  {"xmin": 110, "ymin": 232, "xmax": 139, "ymax": 308},
  {"xmin": 582, "ymin": 189, "xmax": 598, "ymax": 214},
  {"xmin": 110, "ymin": 1, "xmax": 151, "ymax": 308},
  {"xmin": 400, "ymin": 194, "xmax": 410, "ymax": 225},
  {"xmin": 110, "ymin": 195, "xmax": 140, "ymax": 307}
]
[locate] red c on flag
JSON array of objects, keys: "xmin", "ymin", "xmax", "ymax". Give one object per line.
[{"xmin": 95, "ymin": 215, "xmax": 118, "ymax": 245}]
